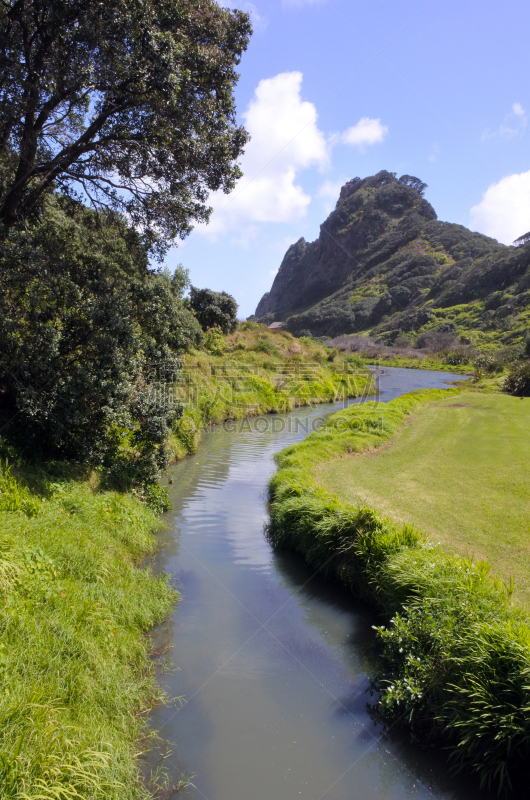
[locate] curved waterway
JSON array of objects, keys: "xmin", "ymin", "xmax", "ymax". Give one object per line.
[{"xmin": 148, "ymin": 367, "xmax": 488, "ymax": 800}]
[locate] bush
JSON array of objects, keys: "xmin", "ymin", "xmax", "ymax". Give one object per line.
[
  {"xmin": 473, "ymin": 353, "xmax": 505, "ymax": 375},
  {"xmin": 393, "ymin": 333, "xmax": 413, "ymax": 348},
  {"xmin": 203, "ymin": 327, "xmax": 226, "ymax": 356},
  {"xmin": 503, "ymin": 361, "xmax": 530, "ymax": 397},
  {"xmin": 444, "ymin": 350, "xmax": 470, "ymax": 366},
  {"xmin": 132, "ymin": 482, "xmax": 172, "ymax": 514},
  {"xmin": 243, "ymin": 319, "xmax": 258, "ymax": 330},
  {"xmin": 417, "ymin": 324, "xmax": 458, "ymax": 352},
  {"xmin": 189, "ymin": 286, "xmax": 238, "ymax": 334},
  {"xmin": 252, "ymin": 337, "xmax": 281, "ymax": 357}
]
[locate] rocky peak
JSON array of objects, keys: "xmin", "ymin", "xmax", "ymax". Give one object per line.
[{"xmin": 253, "ymin": 172, "xmax": 528, "ymax": 345}]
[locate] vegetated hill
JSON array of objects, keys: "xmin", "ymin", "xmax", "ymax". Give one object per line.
[{"xmin": 255, "ymin": 171, "xmax": 530, "ymax": 347}]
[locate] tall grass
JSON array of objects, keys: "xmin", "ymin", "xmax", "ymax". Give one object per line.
[
  {"xmin": 169, "ymin": 326, "xmax": 373, "ymax": 459},
  {"xmin": 0, "ymin": 463, "xmax": 177, "ymax": 799},
  {"xmin": 267, "ymin": 389, "xmax": 530, "ymax": 796}
]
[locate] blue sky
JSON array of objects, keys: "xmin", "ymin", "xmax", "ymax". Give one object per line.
[{"xmin": 167, "ymin": 0, "xmax": 530, "ymax": 318}]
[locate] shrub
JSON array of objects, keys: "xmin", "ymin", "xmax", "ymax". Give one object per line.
[
  {"xmin": 444, "ymin": 350, "xmax": 470, "ymax": 366},
  {"xmin": 473, "ymin": 353, "xmax": 505, "ymax": 375},
  {"xmin": 503, "ymin": 361, "xmax": 530, "ymax": 397},
  {"xmin": 134, "ymin": 482, "xmax": 171, "ymax": 514},
  {"xmin": 394, "ymin": 333, "xmax": 413, "ymax": 348},
  {"xmin": 203, "ymin": 327, "xmax": 226, "ymax": 356},
  {"xmin": 252, "ymin": 337, "xmax": 281, "ymax": 357},
  {"xmin": 417, "ymin": 325, "xmax": 458, "ymax": 353}
]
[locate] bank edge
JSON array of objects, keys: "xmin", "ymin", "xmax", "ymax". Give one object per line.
[{"xmin": 267, "ymin": 388, "xmax": 530, "ymax": 797}]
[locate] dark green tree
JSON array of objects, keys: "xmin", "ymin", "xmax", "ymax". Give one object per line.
[
  {"xmin": 398, "ymin": 175, "xmax": 428, "ymax": 196},
  {"xmin": 0, "ymin": 0, "xmax": 251, "ymax": 256},
  {"xmin": 0, "ymin": 195, "xmax": 203, "ymax": 482},
  {"xmin": 189, "ymin": 286, "xmax": 239, "ymax": 333}
]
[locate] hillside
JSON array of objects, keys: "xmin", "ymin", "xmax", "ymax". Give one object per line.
[{"xmin": 255, "ymin": 171, "xmax": 530, "ymax": 347}]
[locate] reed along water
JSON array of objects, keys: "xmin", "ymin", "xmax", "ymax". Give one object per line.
[{"xmin": 148, "ymin": 367, "xmax": 489, "ymax": 800}]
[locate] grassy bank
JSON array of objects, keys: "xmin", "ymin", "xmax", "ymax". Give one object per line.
[
  {"xmin": 0, "ymin": 463, "xmax": 177, "ymax": 799},
  {"xmin": 267, "ymin": 389, "xmax": 530, "ymax": 796},
  {"xmin": 0, "ymin": 326, "xmax": 372, "ymax": 799},
  {"xmin": 315, "ymin": 391, "xmax": 530, "ymax": 606},
  {"xmin": 362, "ymin": 355, "xmax": 472, "ymax": 373},
  {"xmin": 170, "ymin": 326, "xmax": 373, "ymax": 459}
]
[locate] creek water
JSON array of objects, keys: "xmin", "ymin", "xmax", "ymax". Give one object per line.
[{"xmin": 148, "ymin": 366, "xmax": 487, "ymax": 800}]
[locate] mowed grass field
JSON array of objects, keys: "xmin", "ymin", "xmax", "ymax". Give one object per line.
[{"xmin": 314, "ymin": 391, "xmax": 530, "ymax": 606}]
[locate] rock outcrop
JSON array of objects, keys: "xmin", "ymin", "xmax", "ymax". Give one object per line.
[{"xmin": 255, "ymin": 171, "xmax": 530, "ymax": 345}]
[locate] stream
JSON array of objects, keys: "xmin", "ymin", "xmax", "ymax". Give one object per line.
[{"xmin": 148, "ymin": 366, "xmax": 489, "ymax": 800}]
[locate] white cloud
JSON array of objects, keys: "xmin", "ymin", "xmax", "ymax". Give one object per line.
[
  {"xmin": 200, "ymin": 72, "xmax": 329, "ymax": 238},
  {"xmin": 481, "ymin": 103, "xmax": 527, "ymax": 142},
  {"xmin": 341, "ymin": 117, "xmax": 388, "ymax": 150},
  {"xmin": 197, "ymin": 72, "xmax": 388, "ymax": 242},
  {"xmin": 470, "ymin": 170, "xmax": 530, "ymax": 244}
]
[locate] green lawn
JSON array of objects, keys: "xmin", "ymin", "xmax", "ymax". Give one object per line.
[{"xmin": 315, "ymin": 391, "xmax": 530, "ymax": 606}]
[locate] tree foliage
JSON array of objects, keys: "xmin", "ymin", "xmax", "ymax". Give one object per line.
[
  {"xmin": 0, "ymin": 195, "xmax": 203, "ymax": 483},
  {"xmin": 513, "ymin": 231, "xmax": 530, "ymax": 247},
  {"xmin": 398, "ymin": 174, "xmax": 428, "ymax": 196},
  {"xmin": 188, "ymin": 286, "xmax": 239, "ymax": 333},
  {"xmin": 0, "ymin": 0, "xmax": 251, "ymax": 256}
]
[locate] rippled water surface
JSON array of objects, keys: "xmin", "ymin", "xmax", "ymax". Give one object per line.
[{"xmin": 148, "ymin": 367, "xmax": 487, "ymax": 800}]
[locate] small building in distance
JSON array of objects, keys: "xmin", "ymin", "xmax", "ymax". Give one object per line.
[{"xmin": 268, "ymin": 321, "xmax": 283, "ymax": 330}]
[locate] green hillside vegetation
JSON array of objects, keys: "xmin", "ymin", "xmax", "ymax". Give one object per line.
[
  {"xmin": 255, "ymin": 171, "xmax": 530, "ymax": 351},
  {"xmin": 267, "ymin": 390, "xmax": 530, "ymax": 796},
  {"xmin": 314, "ymin": 391, "xmax": 530, "ymax": 606}
]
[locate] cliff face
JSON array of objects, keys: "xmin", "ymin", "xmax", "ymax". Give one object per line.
[{"xmin": 255, "ymin": 171, "xmax": 530, "ymax": 345}]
